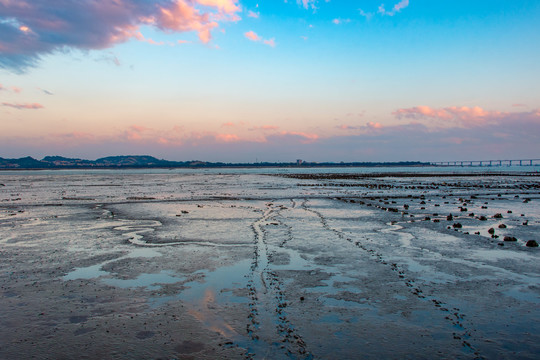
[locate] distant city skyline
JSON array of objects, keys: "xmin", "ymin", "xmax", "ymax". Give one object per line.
[{"xmin": 1, "ymin": 0, "xmax": 539, "ymax": 162}]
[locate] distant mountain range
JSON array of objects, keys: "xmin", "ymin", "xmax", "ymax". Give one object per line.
[{"xmin": 0, "ymin": 155, "xmax": 429, "ymax": 169}]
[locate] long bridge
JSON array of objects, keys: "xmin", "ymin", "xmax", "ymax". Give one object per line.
[{"xmin": 431, "ymin": 158, "xmax": 540, "ymax": 167}]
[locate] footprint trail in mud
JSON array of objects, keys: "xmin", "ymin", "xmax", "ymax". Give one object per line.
[
  {"xmin": 301, "ymin": 198, "xmax": 484, "ymax": 359},
  {"xmin": 245, "ymin": 203, "xmax": 312, "ymax": 359}
]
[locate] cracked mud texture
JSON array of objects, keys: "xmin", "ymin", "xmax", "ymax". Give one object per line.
[{"xmin": 1, "ymin": 169, "xmax": 539, "ymax": 359}]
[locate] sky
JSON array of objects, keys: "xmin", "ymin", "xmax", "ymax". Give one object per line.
[{"xmin": 1, "ymin": 0, "xmax": 539, "ymax": 162}]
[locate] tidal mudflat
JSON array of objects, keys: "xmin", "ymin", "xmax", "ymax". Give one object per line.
[{"xmin": 1, "ymin": 170, "xmax": 539, "ymax": 359}]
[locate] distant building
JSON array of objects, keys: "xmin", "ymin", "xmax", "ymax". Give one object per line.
[{"xmin": 296, "ymin": 159, "xmax": 303, "ymax": 166}]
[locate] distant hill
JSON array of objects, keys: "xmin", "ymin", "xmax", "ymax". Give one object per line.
[
  {"xmin": 0, "ymin": 156, "xmax": 47, "ymax": 169},
  {"xmin": 94, "ymin": 155, "xmax": 166, "ymax": 166},
  {"xmin": 0, "ymin": 155, "xmax": 429, "ymax": 169}
]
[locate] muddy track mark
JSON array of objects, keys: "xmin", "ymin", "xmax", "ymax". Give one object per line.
[
  {"xmin": 301, "ymin": 199, "xmax": 483, "ymax": 359},
  {"xmin": 245, "ymin": 202, "xmax": 312, "ymax": 359}
]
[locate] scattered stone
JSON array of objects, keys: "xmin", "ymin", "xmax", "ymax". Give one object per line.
[
  {"xmin": 488, "ymin": 228, "xmax": 495, "ymax": 234},
  {"xmin": 526, "ymin": 240, "xmax": 539, "ymax": 247},
  {"xmin": 447, "ymin": 214, "xmax": 453, "ymax": 221},
  {"xmin": 493, "ymin": 213, "xmax": 503, "ymax": 219},
  {"xmin": 452, "ymin": 223, "xmax": 462, "ymax": 229},
  {"xmin": 498, "ymin": 224, "xmax": 507, "ymax": 229},
  {"xmin": 503, "ymin": 236, "xmax": 517, "ymax": 242},
  {"xmin": 478, "ymin": 216, "xmax": 487, "ymax": 221}
]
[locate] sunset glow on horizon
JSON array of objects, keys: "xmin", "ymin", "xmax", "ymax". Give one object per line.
[{"xmin": 1, "ymin": 0, "xmax": 539, "ymax": 162}]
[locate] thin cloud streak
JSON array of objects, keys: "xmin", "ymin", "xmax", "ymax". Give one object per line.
[
  {"xmin": 378, "ymin": 0, "xmax": 409, "ymax": 16},
  {"xmin": 2, "ymin": 102, "xmax": 44, "ymax": 110}
]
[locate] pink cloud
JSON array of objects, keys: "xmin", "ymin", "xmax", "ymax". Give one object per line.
[
  {"xmin": 244, "ymin": 31, "xmax": 275, "ymax": 47},
  {"xmin": 0, "ymin": 83, "xmax": 22, "ymax": 93},
  {"xmin": 367, "ymin": 121, "xmax": 383, "ymax": 129},
  {"xmin": 263, "ymin": 38, "xmax": 276, "ymax": 47},
  {"xmin": 393, "ymin": 105, "xmax": 503, "ymax": 127},
  {"xmin": 244, "ymin": 30, "xmax": 261, "ymax": 42},
  {"xmin": 247, "ymin": 10, "xmax": 259, "ymax": 18},
  {"xmin": 0, "ymin": 0, "xmax": 242, "ymax": 70},
  {"xmin": 2, "ymin": 102, "xmax": 43, "ymax": 110},
  {"xmin": 215, "ymin": 133, "xmax": 241, "ymax": 142},
  {"xmin": 3, "ymin": 108, "xmax": 540, "ymax": 162}
]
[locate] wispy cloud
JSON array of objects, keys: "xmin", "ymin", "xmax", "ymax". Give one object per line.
[
  {"xmin": 244, "ymin": 30, "xmax": 275, "ymax": 47},
  {"xmin": 358, "ymin": 9, "xmax": 373, "ymax": 20},
  {"xmin": 0, "ymin": 84, "xmax": 22, "ymax": 93},
  {"xmin": 392, "ymin": 105, "xmax": 503, "ymax": 127},
  {"xmin": 0, "ymin": 0, "xmax": 242, "ymax": 71},
  {"xmin": 378, "ymin": 0, "xmax": 409, "ymax": 16},
  {"xmin": 247, "ymin": 10, "xmax": 260, "ymax": 18},
  {"xmin": 2, "ymin": 102, "xmax": 44, "ymax": 110},
  {"xmin": 297, "ymin": 0, "xmax": 318, "ymax": 10},
  {"xmin": 38, "ymin": 88, "xmax": 54, "ymax": 95},
  {"xmin": 332, "ymin": 18, "xmax": 351, "ymax": 25},
  {"xmin": 244, "ymin": 30, "xmax": 261, "ymax": 42}
]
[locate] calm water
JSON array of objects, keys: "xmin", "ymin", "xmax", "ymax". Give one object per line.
[{"xmin": 1, "ymin": 164, "xmax": 539, "ymax": 176}]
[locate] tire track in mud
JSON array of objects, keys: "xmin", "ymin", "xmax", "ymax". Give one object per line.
[
  {"xmin": 245, "ymin": 202, "xmax": 312, "ymax": 359},
  {"xmin": 301, "ymin": 198, "xmax": 483, "ymax": 359}
]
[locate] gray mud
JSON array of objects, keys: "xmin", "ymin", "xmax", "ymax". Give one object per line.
[{"xmin": 1, "ymin": 171, "xmax": 539, "ymax": 359}]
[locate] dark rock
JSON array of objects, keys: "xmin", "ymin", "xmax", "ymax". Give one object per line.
[
  {"xmin": 526, "ymin": 240, "xmax": 539, "ymax": 247},
  {"xmin": 478, "ymin": 216, "xmax": 487, "ymax": 221},
  {"xmin": 503, "ymin": 236, "xmax": 517, "ymax": 242},
  {"xmin": 493, "ymin": 213, "xmax": 503, "ymax": 219},
  {"xmin": 488, "ymin": 228, "xmax": 495, "ymax": 234},
  {"xmin": 447, "ymin": 214, "xmax": 453, "ymax": 221},
  {"xmin": 453, "ymin": 223, "xmax": 462, "ymax": 229},
  {"xmin": 498, "ymin": 224, "xmax": 507, "ymax": 229}
]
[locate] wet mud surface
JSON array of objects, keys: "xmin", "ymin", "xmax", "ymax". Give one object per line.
[{"xmin": 1, "ymin": 171, "xmax": 539, "ymax": 359}]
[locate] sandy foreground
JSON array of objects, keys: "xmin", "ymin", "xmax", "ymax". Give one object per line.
[{"xmin": 0, "ymin": 171, "xmax": 539, "ymax": 359}]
